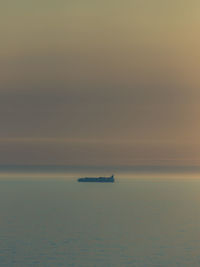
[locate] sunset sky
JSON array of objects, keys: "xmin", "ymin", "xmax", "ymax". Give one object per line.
[{"xmin": 1, "ymin": 0, "xmax": 200, "ymax": 165}]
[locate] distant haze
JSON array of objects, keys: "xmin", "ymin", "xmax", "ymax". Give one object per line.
[{"xmin": 1, "ymin": 1, "xmax": 200, "ymax": 166}]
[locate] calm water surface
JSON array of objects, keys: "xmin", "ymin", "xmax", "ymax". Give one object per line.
[{"xmin": 0, "ymin": 176, "xmax": 200, "ymax": 266}]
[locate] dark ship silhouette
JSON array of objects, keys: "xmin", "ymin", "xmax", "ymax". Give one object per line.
[{"xmin": 78, "ymin": 175, "xmax": 115, "ymax": 183}]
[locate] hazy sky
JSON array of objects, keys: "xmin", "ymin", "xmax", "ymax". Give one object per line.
[{"xmin": 1, "ymin": 0, "xmax": 200, "ymax": 165}]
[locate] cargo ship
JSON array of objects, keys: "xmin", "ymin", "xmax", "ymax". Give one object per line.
[{"xmin": 78, "ymin": 175, "xmax": 115, "ymax": 183}]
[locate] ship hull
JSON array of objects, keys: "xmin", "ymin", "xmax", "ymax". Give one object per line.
[{"xmin": 77, "ymin": 176, "xmax": 114, "ymax": 183}]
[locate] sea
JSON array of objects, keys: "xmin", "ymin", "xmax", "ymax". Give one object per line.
[{"xmin": 1, "ymin": 165, "xmax": 200, "ymax": 267}]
